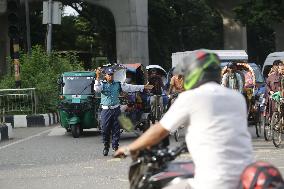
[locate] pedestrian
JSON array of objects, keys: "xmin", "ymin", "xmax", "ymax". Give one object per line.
[{"xmin": 94, "ymin": 67, "xmax": 153, "ymax": 156}]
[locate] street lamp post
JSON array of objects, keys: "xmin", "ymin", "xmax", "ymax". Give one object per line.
[
  {"xmin": 24, "ymin": 0, "xmax": 31, "ymax": 54},
  {"xmin": 46, "ymin": 0, "xmax": 53, "ymax": 54}
]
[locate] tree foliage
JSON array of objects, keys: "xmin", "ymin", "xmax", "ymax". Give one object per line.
[
  {"xmin": 149, "ymin": 0, "xmax": 223, "ymax": 70},
  {"xmin": 234, "ymin": 0, "xmax": 284, "ymax": 27},
  {"xmin": 0, "ymin": 46, "xmax": 83, "ymax": 113},
  {"xmin": 234, "ymin": 0, "xmax": 284, "ymax": 65}
]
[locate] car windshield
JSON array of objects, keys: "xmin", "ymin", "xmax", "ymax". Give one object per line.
[{"xmin": 63, "ymin": 76, "xmax": 94, "ymax": 95}]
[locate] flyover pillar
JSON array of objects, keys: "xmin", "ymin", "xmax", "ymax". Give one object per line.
[
  {"xmin": 89, "ymin": 0, "xmax": 149, "ymax": 66},
  {"xmin": 222, "ymin": 17, "xmax": 247, "ymax": 50},
  {"xmin": 214, "ymin": 1, "xmax": 247, "ymax": 50}
]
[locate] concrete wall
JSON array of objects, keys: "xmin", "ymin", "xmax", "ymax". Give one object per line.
[
  {"xmin": 87, "ymin": 0, "xmax": 149, "ymax": 66},
  {"xmin": 0, "ymin": 13, "xmax": 9, "ymax": 76}
]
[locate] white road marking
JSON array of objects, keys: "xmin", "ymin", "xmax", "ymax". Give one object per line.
[
  {"xmin": 0, "ymin": 128, "xmax": 53, "ymax": 151},
  {"xmin": 107, "ymin": 158, "xmax": 122, "ymax": 162}
]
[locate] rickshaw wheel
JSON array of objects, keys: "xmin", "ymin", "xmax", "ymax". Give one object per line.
[
  {"xmin": 254, "ymin": 106, "xmax": 262, "ymax": 137},
  {"xmin": 266, "ymin": 112, "xmax": 279, "ymax": 141},
  {"xmin": 71, "ymin": 124, "xmax": 81, "ymax": 138}
]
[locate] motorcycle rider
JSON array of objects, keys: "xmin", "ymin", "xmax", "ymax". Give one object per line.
[{"xmin": 115, "ymin": 49, "xmax": 254, "ymax": 189}]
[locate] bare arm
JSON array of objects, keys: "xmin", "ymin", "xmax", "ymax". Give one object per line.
[
  {"xmin": 114, "ymin": 123, "xmax": 169, "ymax": 156},
  {"xmin": 121, "ymin": 83, "xmax": 144, "ymax": 93}
]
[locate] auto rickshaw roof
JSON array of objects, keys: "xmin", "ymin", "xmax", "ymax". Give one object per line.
[
  {"xmin": 124, "ymin": 63, "xmax": 144, "ymax": 73},
  {"xmin": 62, "ymin": 71, "xmax": 96, "ymax": 77}
]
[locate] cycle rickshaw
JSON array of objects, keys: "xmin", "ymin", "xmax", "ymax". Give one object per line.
[
  {"xmin": 121, "ymin": 63, "xmax": 151, "ymax": 132},
  {"xmin": 97, "ymin": 63, "xmax": 151, "ymax": 133},
  {"xmin": 146, "ymin": 65, "xmax": 169, "ymax": 124},
  {"xmin": 221, "ymin": 62, "xmax": 263, "ymax": 137}
]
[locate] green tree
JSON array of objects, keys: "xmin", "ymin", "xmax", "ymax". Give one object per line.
[
  {"xmin": 0, "ymin": 46, "xmax": 83, "ymax": 113},
  {"xmin": 149, "ymin": 0, "xmax": 223, "ymax": 70},
  {"xmin": 234, "ymin": 0, "xmax": 284, "ymax": 65}
]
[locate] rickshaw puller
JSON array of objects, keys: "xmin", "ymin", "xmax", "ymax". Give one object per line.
[{"xmin": 94, "ymin": 67, "xmax": 153, "ymax": 156}]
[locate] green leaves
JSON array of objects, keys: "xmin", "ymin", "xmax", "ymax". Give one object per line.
[
  {"xmin": 149, "ymin": 0, "xmax": 223, "ymax": 70},
  {"xmin": 0, "ymin": 46, "xmax": 84, "ymax": 113},
  {"xmin": 234, "ymin": 0, "xmax": 284, "ymax": 27}
]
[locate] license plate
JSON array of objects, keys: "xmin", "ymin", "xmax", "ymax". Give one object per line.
[{"xmin": 72, "ymin": 98, "xmax": 81, "ymax": 103}]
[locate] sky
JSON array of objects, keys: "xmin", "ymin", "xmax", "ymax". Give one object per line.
[{"xmin": 63, "ymin": 6, "xmax": 79, "ymax": 16}]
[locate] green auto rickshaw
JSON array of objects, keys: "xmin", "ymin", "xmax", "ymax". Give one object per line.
[{"xmin": 57, "ymin": 71, "xmax": 100, "ymax": 138}]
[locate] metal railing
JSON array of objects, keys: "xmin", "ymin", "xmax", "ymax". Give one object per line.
[{"xmin": 0, "ymin": 88, "xmax": 37, "ymax": 119}]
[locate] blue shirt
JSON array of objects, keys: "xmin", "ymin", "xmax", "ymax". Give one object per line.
[
  {"xmin": 100, "ymin": 81, "xmax": 121, "ymax": 106},
  {"xmin": 94, "ymin": 80, "xmax": 145, "ymax": 106}
]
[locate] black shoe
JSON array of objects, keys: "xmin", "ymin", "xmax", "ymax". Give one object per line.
[
  {"xmin": 103, "ymin": 148, "xmax": 109, "ymax": 156},
  {"xmin": 112, "ymin": 147, "xmax": 118, "ymax": 152}
]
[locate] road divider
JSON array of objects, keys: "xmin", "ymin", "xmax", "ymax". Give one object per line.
[
  {"xmin": 0, "ymin": 123, "xmax": 13, "ymax": 142},
  {"xmin": 3, "ymin": 113, "xmax": 59, "ymax": 128}
]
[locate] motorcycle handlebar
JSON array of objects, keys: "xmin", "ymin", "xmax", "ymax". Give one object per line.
[{"xmin": 143, "ymin": 142, "xmax": 188, "ymax": 162}]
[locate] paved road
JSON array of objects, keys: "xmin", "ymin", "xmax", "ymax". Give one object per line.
[{"xmin": 0, "ymin": 125, "xmax": 284, "ymax": 189}]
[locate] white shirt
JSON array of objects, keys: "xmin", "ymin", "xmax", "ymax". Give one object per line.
[{"xmin": 160, "ymin": 82, "xmax": 254, "ymax": 189}]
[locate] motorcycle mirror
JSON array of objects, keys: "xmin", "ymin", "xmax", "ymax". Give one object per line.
[{"xmin": 118, "ymin": 114, "xmax": 134, "ymax": 132}]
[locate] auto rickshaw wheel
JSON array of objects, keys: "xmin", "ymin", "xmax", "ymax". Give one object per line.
[{"xmin": 71, "ymin": 124, "xmax": 81, "ymax": 138}]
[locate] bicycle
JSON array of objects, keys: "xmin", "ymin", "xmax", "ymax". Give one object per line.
[
  {"xmin": 272, "ymin": 98, "xmax": 284, "ymax": 148},
  {"xmin": 264, "ymin": 97, "xmax": 273, "ymax": 141},
  {"xmin": 149, "ymin": 94, "xmax": 163, "ymax": 124}
]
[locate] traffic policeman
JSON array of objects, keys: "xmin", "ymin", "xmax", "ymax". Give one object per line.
[{"xmin": 94, "ymin": 67, "xmax": 153, "ymax": 156}]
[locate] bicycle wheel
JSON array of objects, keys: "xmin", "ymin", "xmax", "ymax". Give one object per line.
[
  {"xmin": 156, "ymin": 104, "xmax": 161, "ymax": 121},
  {"xmin": 266, "ymin": 112, "xmax": 279, "ymax": 141},
  {"xmin": 255, "ymin": 106, "xmax": 262, "ymax": 137},
  {"xmin": 272, "ymin": 121, "xmax": 282, "ymax": 148},
  {"xmin": 150, "ymin": 97, "xmax": 156, "ymax": 124}
]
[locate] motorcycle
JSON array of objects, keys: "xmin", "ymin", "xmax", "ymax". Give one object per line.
[{"xmin": 128, "ymin": 142, "xmax": 194, "ymax": 189}]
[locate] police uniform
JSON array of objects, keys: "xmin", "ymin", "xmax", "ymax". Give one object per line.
[{"xmin": 94, "ymin": 68, "xmax": 145, "ymax": 156}]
